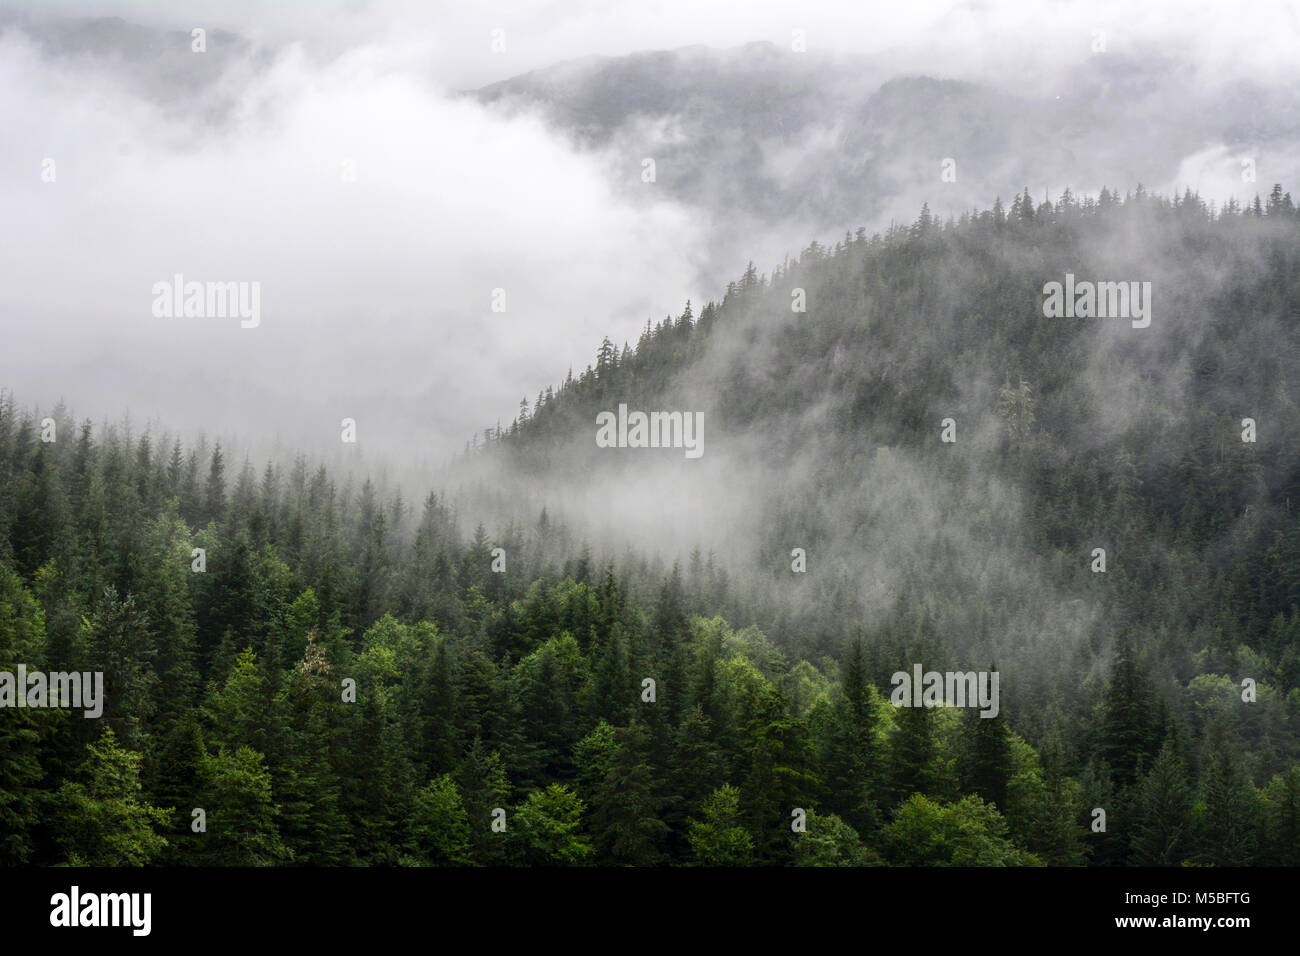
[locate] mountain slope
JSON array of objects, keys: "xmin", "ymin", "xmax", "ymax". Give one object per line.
[{"xmin": 476, "ymin": 187, "xmax": 1300, "ymax": 763}]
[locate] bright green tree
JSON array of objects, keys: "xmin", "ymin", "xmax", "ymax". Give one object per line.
[
  {"xmin": 513, "ymin": 784, "xmax": 593, "ymax": 866},
  {"xmin": 687, "ymin": 784, "xmax": 754, "ymax": 866},
  {"xmin": 408, "ymin": 774, "xmax": 472, "ymax": 866},
  {"xmin": 53, "ymin": 728, "xmax": 171, "ymax": 866},
  {"xmin": 884, "ymin": 794, "xmax": 1041, "ymax": 866},
  {"xmin": 198, "ymin": 745, "xmax": 292, "ymax": 866},
  {"xmin": 792, "ymin": 808, "xmax": 875, "ymax": 866}
]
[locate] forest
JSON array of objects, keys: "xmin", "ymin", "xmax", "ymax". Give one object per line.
[{"xmin": 2, "ymin": 184, "xmax": 1300, "ymax": 866}]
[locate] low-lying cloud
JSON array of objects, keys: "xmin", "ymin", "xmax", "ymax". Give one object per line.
[{"xmin": 0, "ymin": 28, "xmax": 703, "ymax": 464}]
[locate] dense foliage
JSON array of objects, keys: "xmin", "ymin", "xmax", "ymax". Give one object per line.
[{"xmin": 3, "ymin": 185, "xmax": 1299, "ymax": 866}]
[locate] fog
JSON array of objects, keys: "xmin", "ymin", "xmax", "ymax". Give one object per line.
[
  {"xmin": 4, "ymin": 1, "xmax": 1298, "ymax": 464},
  {"xmin": 11, "ymin": 0, "xmax": 1300, "ymax": 91}
]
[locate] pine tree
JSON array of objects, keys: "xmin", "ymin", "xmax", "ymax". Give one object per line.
[
  {"xmin": 1194, "ymin": 728, "xmax": 1263, "ymax": 866},
  {"xmin": 148, "ymin": 711, "xmax": 208, "ymax": 864},
  {"xmin": 958, "ymin": 705, "xmax": 1012, "ymax": 811},
  {"xmin": 816, "ymin": 639, "xmax": 881, "ymax": 834},
  {"xmin": 408, "ymin": 774, "xmax": 472, "ymax": 865},
  {"xmin": 512, "ymin": 784, "xmax": 593, "ymax": 865},
  {"xmin": 198, "ymin": 745, "xmax": 292, "ymax": 865},
  {"xmin": 687, "ymin": 784, "xmax": 753, "ymax": 865},
  {"xmin": 585, "ymin": 720, "xmax": 670, "ymax": 865},
  {"xmin": 203, "ymin": 442, "xmax": 226, "ymax": 527},
  {"xmin": 1129, "ymin": 738, "xmax": 1192, "ymax": 865},
  {"xmin": 1096, "ymin": 632, "xmax": 1163, "ymax": 788},
  {"xmin": 890, "ymin": 703, "xmax": 938, "ymax": 802},
  {"xmin": 1260, "ymin": 766, "xmax": 1300, "ymax": 866},
  {"xmin": 53, "ymin": 728, "xmax": 171, "ymax": 866},
  {"xmin": 0, "ymin": 563, "xmax": 49, "ymax": 864},
  {"xmin": 456, "ymin": 739, "xmax": 512, "ymax": 866}
]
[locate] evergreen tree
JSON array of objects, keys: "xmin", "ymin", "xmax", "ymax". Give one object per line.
[
  {"xmin": 512, "ymin": 784, "xmax": 593, "ymax": 866},
  {"xmin": 1096, "ymin": 633, "xmax": 1163, "ymax": 788},
  {"xmin": 53, "ymin": 729, "xmax": 171, "ymax": 866},
  {"xmin": 198, "ymin": 745, "xmax": 292, "ymax": 865},
  {"xmin": 1129, "ymin": 738, "xmax": 1193, "ymax": 865},
  {"xmin": 687, "ymin": 784, "xmax": 754, "ymax": 865},
  {"xmin": 408, "ymin": 774, "xmax": 473, "ymax": 866}
]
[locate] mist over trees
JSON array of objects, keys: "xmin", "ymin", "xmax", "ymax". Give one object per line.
[{"xmin": 3, "ymin": 187, "xmax": 1298, "ymax": 866}]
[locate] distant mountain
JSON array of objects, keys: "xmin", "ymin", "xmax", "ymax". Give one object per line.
[
  {"xmin": 0, "ymin": 12, "xmax": 265, "ymax": 117},
  {"xmin": 475, "ymin": 41, "xmax": 861, "ymax": 142},
  {"xmin": 474, "ymin": 43, "xmax": 1300, "ymax": 235},
  {"xmin": 10, "ymin": 16, "xmax": 1297, "ymax": 230}
]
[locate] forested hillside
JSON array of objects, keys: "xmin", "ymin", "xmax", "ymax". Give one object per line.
[{"xmin": 3, "ymin": 186, "xmax": 1300, "ymax": 866}]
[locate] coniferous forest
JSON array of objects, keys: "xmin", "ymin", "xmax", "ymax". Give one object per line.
[{"xmin": 4, "ymin": 186, "xmax": 1300, "ymax": 869}]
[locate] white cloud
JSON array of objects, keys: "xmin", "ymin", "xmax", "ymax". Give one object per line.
[{"xmin": 0, "ymin": 33, "xmax": 702, "ymax": 460}]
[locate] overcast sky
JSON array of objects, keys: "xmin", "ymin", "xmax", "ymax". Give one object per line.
[
  {"xmin": 2, "ymin": 0, "xmax": 1297, "ymax": 471},
  {"xmin": 14, "ymin": 0, "xmax": 1298, "ymax": 89}
]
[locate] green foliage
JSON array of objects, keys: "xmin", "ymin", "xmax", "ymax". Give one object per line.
[
  {"xmin": 513, "ymin": 784, "xmax": 593, "ymax": 866},
  {"xmin": 1192, "ymin": 730, "xmax": 1264, "ymax": 866},
  {"xmin": 687, "ymin": 785, "xmax": 754, "ymax": 865},
  {"xmin": 1129, "ymin": 739, "xmax": 1193, "ymax": 866},
  {"xmin": 584, "ymin": 720, "xmax": 671, "ymax": 865},
  {"xmin": 198, "ymin": 745, "xmax": 292, "ymax": 866},
  {"xmin": 0, "ymin": 563, "xmax": 50, "ymax": 864},
  {"xmin": 792, "ymin": 809, "xmax": 876, "ymax": 866},
  {"xmin": 1095, "ymin": 633, "xmax": 1164, "ymax": 789},
  {"xmin": 884, "ymin": 794, "xmax": 1042, "ymax": 866},
  {"xmin": 3, "ymin": 187, "xmax": 1299, "ymax": 866},
  {"xmin": 1260, "ymin": 766, "xmax": 1300, "ymax": 866},
  {"xmin": 409, "ymin": 774, "xmax": 473, "ymax": 865},
  {"xmin": 53, "ymin": 728, "xmax": 171, "ymax": 866}
]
